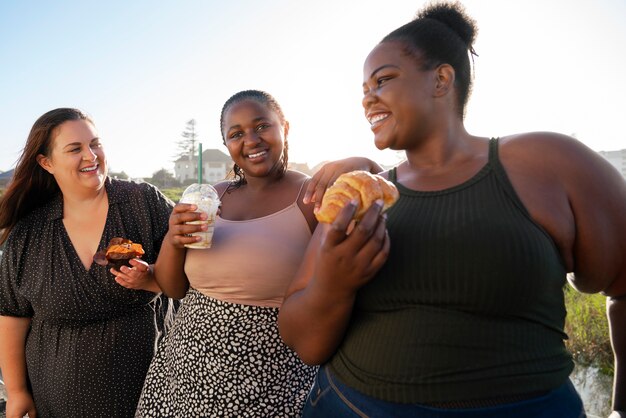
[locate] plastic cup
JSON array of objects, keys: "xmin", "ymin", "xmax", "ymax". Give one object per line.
[{"xmin": 179, "ymin": 183, "xmax": 220, "ymax": 249}]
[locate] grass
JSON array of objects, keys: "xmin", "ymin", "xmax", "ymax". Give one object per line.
[{"xmin": 564, "ymin": 284, "xmax": 614, "ymax": 376}]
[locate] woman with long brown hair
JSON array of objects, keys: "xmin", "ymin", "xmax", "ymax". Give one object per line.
[{"xmin": 0, "ymin": 108, "xmax": 173, "ymax": 417}]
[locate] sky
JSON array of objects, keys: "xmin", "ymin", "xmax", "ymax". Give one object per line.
[{"xmin": 1, "ymin": 0, "xmax": 625, "ymax": 178}]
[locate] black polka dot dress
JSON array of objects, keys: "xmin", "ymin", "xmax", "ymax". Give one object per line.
[{"xmin": 0, "ymin": 178, "xmax": 173, "ymax": 417}]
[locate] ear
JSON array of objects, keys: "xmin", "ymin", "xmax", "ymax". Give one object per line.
[
  {"xmin": 283, "ymin": 120, "xmax": 290, "ymax": 140},
  {"xmin": 37, "ymin": 154, "xmax": 54, "ymax": 174},
  {"xmin": 433, "ymin": 64, "xmax": 455, "ymax": 98}
]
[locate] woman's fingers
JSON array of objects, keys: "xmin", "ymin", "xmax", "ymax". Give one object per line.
[
  {"xmin": 167, "ymin": 202, "xmax": 208, "ymax": 247},
  {"xmin": 304, "ymin": 168, "xmax": 335, "ymax": 205},
  {"xmin": 322, "ymin": 201, "xmax": 358, "ymax": 247}
]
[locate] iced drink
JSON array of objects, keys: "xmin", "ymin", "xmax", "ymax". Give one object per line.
[{"xmin": 179, "ymin": 183, "xmax": 220, "ymax": 249}]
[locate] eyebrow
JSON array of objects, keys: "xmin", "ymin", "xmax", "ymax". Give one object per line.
[
  {"xmin": 226, "ymin": 117, "xmax": 269, "ymax": 133},
  {"xmin": 62, "ymin": 137, "xmax": 99, "ymax": 149}
]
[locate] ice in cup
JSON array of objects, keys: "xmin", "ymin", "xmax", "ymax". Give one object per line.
[{"xmin": 179, "ymin": 183, "xmax": 220, "ymax": 249}]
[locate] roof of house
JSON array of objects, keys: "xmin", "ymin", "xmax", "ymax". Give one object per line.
[{"xmin": 175, "ymin": 149, "xmax": 232, "ymax": 163}]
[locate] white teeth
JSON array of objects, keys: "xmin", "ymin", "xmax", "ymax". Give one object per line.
[
  {"xmin": 80, "ymin": 165, "xmax": 98, "ymax": 172},
  {"xmin": 248, "ymin": 151, "xmax": 266, "ymax": 158},
  {"xmin": 369, "ymin": 114, "xmax": 389, "ymax": 125}
]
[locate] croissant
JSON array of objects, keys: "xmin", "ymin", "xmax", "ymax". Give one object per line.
[{"xmin": 315, "ymin": 170, "xmax": 399, "ymax": 223}]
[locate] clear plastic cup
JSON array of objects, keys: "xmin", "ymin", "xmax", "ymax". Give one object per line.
[{"xmin": 179, "ymin": 183, "xmax": 220, "ymax": 249}]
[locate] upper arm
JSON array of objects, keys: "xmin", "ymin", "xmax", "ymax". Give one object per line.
[
  {"xmin": 0, "ymin": 227, "xmax": 33, "ymax": 317},
  {"xmin": 284, "ymin": 224, "xmax": 324, "ymax": 298},
  {"xmin": 296, "ymin": 178, "xmax": 318, "ymax": 233},
  {"xmin": 500, "ymin": 132, "xmax": 626, "ymax": 295},
  {"xmin": 564, "ymin": 143, "xmax": 626, "ymax": 296}
]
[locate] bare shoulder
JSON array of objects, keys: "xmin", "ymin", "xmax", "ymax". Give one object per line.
[
  {"xmin": 288, "ymin": 170, "xmax": 317, "ymax": 232},
  {"xmin": 212, "ymin": 181, "xmax": 232, "ymax": 197},
  {"xmin": 498, "ymin": 132, "xmax": 622, "ymax": 191},
  {"xmin": 500, "ymin": 131, "xmax": 595, "ymax": 164}
]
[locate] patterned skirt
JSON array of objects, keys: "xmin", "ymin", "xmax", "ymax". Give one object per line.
[{"xmin": 135, "ymin": 288, "xmax": 318, "ymax": 418}]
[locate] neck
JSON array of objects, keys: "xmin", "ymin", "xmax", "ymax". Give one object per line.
[
  {"xmin": 61, "ymin": 184, "xmax": 108, "ymax": 213},
  {"xmin": 244, "ymin": 170, "xmax": 286, "ymax": 191},
  {"xmin": 403, "ymin": 122, "xmax": 473, "ymax": 169}
]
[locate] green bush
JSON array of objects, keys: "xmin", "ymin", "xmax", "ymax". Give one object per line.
[
  {"xmin": 564, "ymin": 285, "xmax": 614, "ymax": 375},
  {"xmin": 160, "ymin": 187, "xmax": 185, "ymax": 203}
]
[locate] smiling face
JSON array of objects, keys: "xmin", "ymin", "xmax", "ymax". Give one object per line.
[
  {"xmin": 37, "ymin": 119, "xmax": 107, "ymax": 195},
  {"xmin": 362, "ymin": 41, "xmax": 439, "ymax": 151},
  {"xmin": 222, "ymin": 99, "xmax": 288, "ymax": 180}
]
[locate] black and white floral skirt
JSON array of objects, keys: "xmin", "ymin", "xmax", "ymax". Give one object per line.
[{"xmin": 135, "ymin": 288, "xmax": 318, "ymax": 418}]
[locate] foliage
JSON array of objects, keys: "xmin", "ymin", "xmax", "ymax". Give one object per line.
[
  {"xmin": 108, "ymin": 170, "xmax": 130, "ymax": 180},
  {"xmin": 147, "ymin": 168, "xmax": 180, "ymax": 189},
  {"xmin": 159, "ymin": 187, "xmax": 185, "ymax": 203},
  {"xmin": 173, "ymin": 119, "xmax": 199, "ymax": 161},
  {"xmin": 564, "ymin": 285, "xmax": 614, "ymax": 375}
]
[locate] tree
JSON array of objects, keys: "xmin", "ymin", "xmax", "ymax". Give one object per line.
[
  {"xmin": 108, "ymin": 170, "xmax": 130, "ymax": 180},
  {"xmin": 174, "ymin": 119, "xmax": 199, "ymax": 161},
  {"xmin": 147, "ymin": 168, "xmax": 179, "ymax": 189}
]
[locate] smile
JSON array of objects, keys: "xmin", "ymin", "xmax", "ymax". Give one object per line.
[
  {"xmin": 80, "ymin": 165, "xmax": 98, "ymax": 173},
  {"xmin": 368, "ymin": 113, "xmax": 390, "ymax": 125},
  {"xmin": 248, "ymin": 151, "xmax": 267, "ymax": 159}
]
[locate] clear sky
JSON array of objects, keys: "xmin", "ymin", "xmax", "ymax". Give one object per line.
[{"xmin": 1, "ymin": 0, "xmax": 625, "ymax": 178}]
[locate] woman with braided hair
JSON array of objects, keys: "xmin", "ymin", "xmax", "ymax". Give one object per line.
[{"xmin": 133, "ymin": 90, "xmax": 380, "ymax": 417}]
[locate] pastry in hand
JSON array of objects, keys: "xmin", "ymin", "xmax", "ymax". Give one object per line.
[
  {"xmin": 93, "ymin": 237, "xmax": 145, "ymax": 268},
  {"xmin": 315, "ymin": 170, "xmax": 399, "ymax": 223}
]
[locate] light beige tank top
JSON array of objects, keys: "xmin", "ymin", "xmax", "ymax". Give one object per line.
[{"xmin": 184, "ymin": 181, "xmax": 311, "ymax": 307}]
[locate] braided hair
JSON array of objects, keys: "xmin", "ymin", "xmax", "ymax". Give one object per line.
[{"xmin": 219, "ymin": 90, "xmax": 289, "ymax": 189}]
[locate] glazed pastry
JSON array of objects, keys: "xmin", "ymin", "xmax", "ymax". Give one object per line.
[
  {"xmin": 93, "ymin": 237, "xmax": 145, "ymax": 268},
  {"xmin": 315, "ymin": 170, "xmax": 399, "ymax": 223}
]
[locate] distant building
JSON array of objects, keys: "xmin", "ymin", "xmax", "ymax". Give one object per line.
[
  {"xmin": 598, "ymin": 149, "xmax": 626, "ymax": 178},
  {"xmin": 174, "ymin": 149, "xmax": 233, "ymax": 184},
  {"xmin": 288, "ymin": 162, "xmax": 314, "ymax": 176}
]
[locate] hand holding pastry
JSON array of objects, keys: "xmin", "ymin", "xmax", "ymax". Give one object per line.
[
  {"xmin": 93, "ymin": 237, "xmax": 145, "ymax": 268},
  {"xmin": 111, "ymin": 259, "xmax": 161, "ymax": 293},
  {"xmin": 303, "ymin": 157, "xmax": 384, "ymax": 210},
  {"xmin": 315, "ymin": 170, "xmax": 399, "ymax": 224}
]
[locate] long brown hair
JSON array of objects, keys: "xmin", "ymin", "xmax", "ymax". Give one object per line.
[{"xmin": 0, "ymin": 108, "xmax": 94, "ymax": 244}]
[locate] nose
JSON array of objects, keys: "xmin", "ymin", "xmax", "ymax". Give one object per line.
[
  {"xmin": 362, "ymin": 88, "xmax": 377, "ymax": 110},
  {"xmin": 243, "ymin": 130, "xmax": 261, "ymax": 146},
  {"xmin": 82, "ymin": 146, "xmax": 98, "ymax": 162}
]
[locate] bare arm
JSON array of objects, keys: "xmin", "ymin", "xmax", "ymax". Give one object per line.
[
  {"xmin": 543, "ymin": 134, "xmax": 626, "ymax": 412},
  {"xmin": 562, "ymin": 140, "xmax": 626, "ymax": 413},
  {"xmin": 151, "ymin": 203, "xmax": 208, "ymax": 299},
  {"xmin": 608, "ymin": 297, "xmax": 626, "ymax": 413},
  {"xmin": 501, "ymin": 133, "xmax": 626, "ymax": 412},
  {"xmin": 278, "ymin": 200, "xmax": 389, "ymax": 365},
  {"xmin": 0, "ymin": 316, "xmax": 37, "ymax": 418}
]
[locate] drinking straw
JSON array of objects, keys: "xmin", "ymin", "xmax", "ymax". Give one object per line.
[{"xmin": 198, "ymin": 142, "xmax": 203, "ymax": 184}]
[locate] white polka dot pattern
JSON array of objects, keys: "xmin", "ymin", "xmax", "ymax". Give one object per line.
[
  {"xmin": 135, "ymin": 289, "xmax": 318, "ymax": 418},
  {"xmin": 0, "ymin": 178, "xmax": 174, "ymax": 417}
]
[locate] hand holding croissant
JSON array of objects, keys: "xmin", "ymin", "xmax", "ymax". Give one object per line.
[{"xmin": 315, "ymin": 170, "xmax": 399, "ymax": 223}]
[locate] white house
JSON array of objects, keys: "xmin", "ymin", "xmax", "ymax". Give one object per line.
[{"xmin": 174, "ymin": 149, "xmax": 233, "ymax": 184}]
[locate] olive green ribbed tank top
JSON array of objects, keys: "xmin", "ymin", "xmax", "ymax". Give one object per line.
[{"xmin": 329, "ymin": 138, "xmax": 573, "ymax": 404}]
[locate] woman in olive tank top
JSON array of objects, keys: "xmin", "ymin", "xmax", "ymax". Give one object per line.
[{"xmin": 279, "ymin": 2, "xmax": 626, "ymax": 417}]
